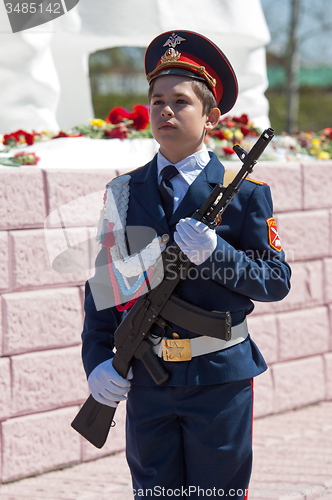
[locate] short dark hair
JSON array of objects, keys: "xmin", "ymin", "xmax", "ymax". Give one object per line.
[
  {"xmin": 191, "ymin": 80, "xmax": 217, "ymax": 116},
  {"xmin": 148, "ymin": 77, "xmax": 217, "ymax": 116}
]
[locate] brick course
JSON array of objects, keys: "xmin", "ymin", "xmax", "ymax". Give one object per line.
[
  {"xmin": 0, "ymin": 168, "xmax": 46, "ymax": 230},
  {"xmin": 250, "ymin": 162, "xmax": 303, "ymax": 213},
  {"xmin": 325, "ymin": 352, "xmax": 332, "ymax": 400},
  {"xmin": 324, "ymin": 258, "xmax": 332, "ymax": 304},
  {"xmin": 1, "ymin": 407, "xmax": 81, "ymax": 482},
  {"xmin": 2, "ymin": 287, "xmax": 83, "ymax": 355},
  {"xmin": 45, "ymin": 170, "xmax": 116, "ymax": 227},
  {"xmin": 276, "ymin": 210, "xmax": 330, "ymax": 261},
  {"xmin": 0, "ymin": 231, "xmax": 9, "ymax": 292},
  {"xmin": 277, "ymin": 306, "xmax": 330, "ymax": 361},
  {"xmin": 272, "ymin": 356, "xmax": 326, "ymax": 412},
  {"xmin": 11, "ymin": 346, "xmax": 88, "ymax": 416},
  {"xmin": 0, "ymin": 358, "xmax": 11, "ymax": 420},
  {"xmin": 303, "ymin": 161, "xmax": 332, "ymax": 210},
  {"xmin": 11, "ymin": 228, "xmax": 87, "ymax": 290}
]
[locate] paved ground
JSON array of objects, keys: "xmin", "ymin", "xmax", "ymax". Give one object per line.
[{"xmin": 0, "ymin": 402, "xmax": 331, "ymax": 500}]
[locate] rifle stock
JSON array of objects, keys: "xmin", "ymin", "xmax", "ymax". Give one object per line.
[{"xmin": 71, "ymin": 395, "xmax": 116, "ymax": 449}]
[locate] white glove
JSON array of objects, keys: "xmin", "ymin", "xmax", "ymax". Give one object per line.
[
  {"xmin": 88, "ymin": 358, "xmax": 133, "ymax": 408},
  {"xmin": 174, "ymin": 217, "xmax": 217, "ymax": 265}
]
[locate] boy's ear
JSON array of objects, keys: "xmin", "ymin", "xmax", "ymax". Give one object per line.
[{"xmin": 204, "ymin": 107, "xmax": 221, "ymax": 131}]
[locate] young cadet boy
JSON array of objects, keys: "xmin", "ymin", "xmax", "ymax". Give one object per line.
[{"xmin": 82, "ymin": 31, "xmax": 291, "ymax": 499}]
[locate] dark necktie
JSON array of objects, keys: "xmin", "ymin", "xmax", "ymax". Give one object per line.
[{"xmin": 159, "ymin": 165, "xmax": 179, "ymax": 221}]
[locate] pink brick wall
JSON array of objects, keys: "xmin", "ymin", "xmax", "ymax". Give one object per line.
[
  {"xmin": 0, "ymin": 159, "xmax": 331, "ymax": 483},
  {"xmin": 248, "ymin": 160, "xmax": 332, "ymax": 419}
]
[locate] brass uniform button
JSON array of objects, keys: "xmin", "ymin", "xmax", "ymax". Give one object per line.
[{"xmin": 161, "ymin": 234, "xmax": 170, "ymax": 244}]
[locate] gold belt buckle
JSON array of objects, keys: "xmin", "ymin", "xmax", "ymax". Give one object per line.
[{"xmin": 162, "ymin": 337, "xmax": 192, "ymax": 361}]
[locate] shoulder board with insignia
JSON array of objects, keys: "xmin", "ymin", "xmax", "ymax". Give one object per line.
[
  {"xmin": 246, "ymin": 177, "xmax": 267, "ymax": 186},
  {"xmin": 105, "ymin": 165, "xmax": 145, "ymax": 186},
  {"xmin": 107, "ymin": 165, "xmax": 144, "ymax": 184},
  {"xmin": 223, "ymin": 170, "xmax": 267, "ymax": 187},
  {"xmin": 120, "ymin": 164, "xmax": 145, "ymax": 177}
]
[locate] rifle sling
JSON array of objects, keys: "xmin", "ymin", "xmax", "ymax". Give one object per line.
[{"xmin": 160, "ymin": 295, "xmax": 232, "ymax": 341}]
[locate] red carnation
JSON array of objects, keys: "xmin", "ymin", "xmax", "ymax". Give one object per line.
[
  {"xmin": 106, "ymin": 107, "xmax": 131, "ymax": 125},
  {"xmin": 128, "ymin": 104, "xmax": 150, "ymax": 131},
  {"xmin": 13, "ymin": 151, "xmax": 40, "ymax": 165},
  {"xmin": 15, "ymin": 129, "xmax": 28, "ymax": 138},
  {"xmin": 3, "ymin": 132, "xmax": 19, "ymax": 146},
  {"xmin": 15, "ymin": 130, "xmax": 34, "ymax": 144},
  {"xmin": 3, "ymin": 129, "xmax": 34, "ymax": 146},
  {"xmin": 322, "ymin": 128, "xmax": 332, "ymax": 140},
  {"xmin": 52, "ymin": 131, "xmax": 83, "ymax": 139},
  {"xmin": 232, "ymin": 114, "xmax": 249, "ymax": 125},
  {"xmin": 240, "ymin": 126, "xmax": 251, "ymax": 137},
  {"xmin": 104, "ymin": 125, "xmax": 129, "ymax": 140},
  {"xmin": 222, "ymin": 146, "xmax": 235, "ymax": 156},
  {"xmin": 213, "ymin": 130, "xmax": 226, "ymax": 140},
  {"xmin": 24, "ymin": 133, "xmax": 34, "ymax": 145},
  {"xmin": 53, "ymin": 131, "xmax": 70, "ymax": 139}
]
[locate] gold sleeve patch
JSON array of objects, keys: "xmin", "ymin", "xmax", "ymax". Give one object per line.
[{"xmin": 266, "ymin": 217, "xmax": 282, "ymax": 252}]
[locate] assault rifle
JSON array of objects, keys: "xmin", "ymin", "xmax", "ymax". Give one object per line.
[{"xmin": 71, "ymin": 128, "xmax": 274, "ymax": 448}]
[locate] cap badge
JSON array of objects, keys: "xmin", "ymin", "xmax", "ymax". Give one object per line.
[
  {"xmin": 161, "ymin": 47, "xmax": 181, "ymax": 63},
  {"xmin": 146, "ymin": 32, "xmax": 216, "ymax": 89},
  {"xmin": 163, "ymin": 33, "xmax": 186, "ymax": 49}
]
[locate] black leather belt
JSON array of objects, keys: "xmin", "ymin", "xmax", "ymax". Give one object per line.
[{"xmin": 160, "ymin": 295, "xmax": 232, "ymax": 341}]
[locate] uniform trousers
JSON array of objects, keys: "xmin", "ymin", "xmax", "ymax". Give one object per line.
[{"xmin": 126, "ymin": 378, "xmax": 254, "ymax": 500}]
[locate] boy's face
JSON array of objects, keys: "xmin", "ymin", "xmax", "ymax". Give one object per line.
[{"xmin": 149, "ymin": 75, "xmax": 219, "ymax": 164}]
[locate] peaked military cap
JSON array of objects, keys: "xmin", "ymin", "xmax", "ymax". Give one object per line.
[{"xmin": 145, "ymin": 30, "xmax": 238, "ymax": 115}]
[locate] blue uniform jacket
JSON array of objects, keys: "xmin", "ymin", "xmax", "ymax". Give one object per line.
[{"xmin": 82, "ymin": 152, "xmax": 291, "ymax": 387}]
